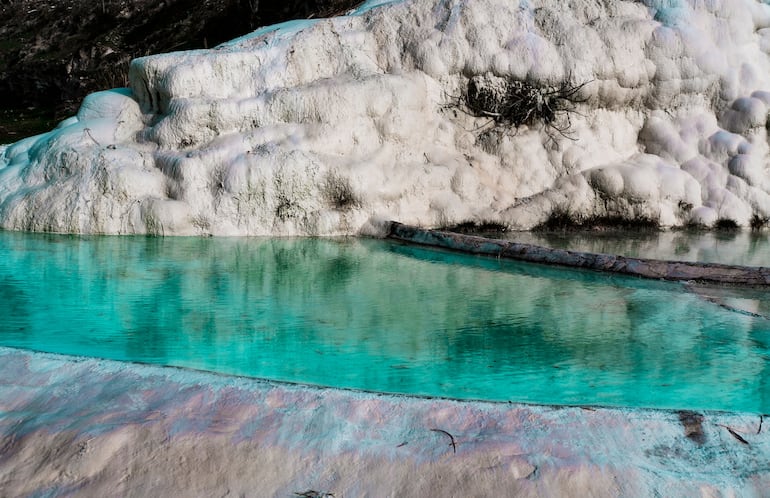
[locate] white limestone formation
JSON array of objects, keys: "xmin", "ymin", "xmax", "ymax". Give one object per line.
[
  {"xmin": 2, "ymin": 347, "xmax": 768, "ymax": 496},
  {"xmin": 3, "ymin": 0, "xmax": 770, "ymax": 234}
]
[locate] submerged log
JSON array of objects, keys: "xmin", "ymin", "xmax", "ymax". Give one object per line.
[{"xmin": 387, "ymin": 222, "xmax": 770, "ymax": 286}]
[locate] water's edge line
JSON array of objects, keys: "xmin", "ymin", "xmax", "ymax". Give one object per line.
[
  {"xmin": 0, "ymin": 345, "xmax": 757, "ymax": 418},
  {"xmin": 387, "ymin": 221, "xmax": 770, "ymax": 286}
]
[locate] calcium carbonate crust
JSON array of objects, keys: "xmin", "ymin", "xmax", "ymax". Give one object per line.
[{"xmin": 2, "ymin": 0, "xmax": 770, "ymax": 235}]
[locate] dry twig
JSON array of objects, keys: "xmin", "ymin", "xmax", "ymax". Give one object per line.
[
  {"xmin": 718, "ymin": 424, "xmax": 750, "ymax": 445},
  {"xmin": 430, "ymin": 428, "xmax": 457, "ymax": 454}
]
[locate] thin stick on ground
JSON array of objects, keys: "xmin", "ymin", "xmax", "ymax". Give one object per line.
[
  {"xmin": 717, "ymin": 424, "xmax": 750, "ymax": 445},
  {"xmin": 430, "ymin": 428, "xmax": 457, "ymax": 454}
]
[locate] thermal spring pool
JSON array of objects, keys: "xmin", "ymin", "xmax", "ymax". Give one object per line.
[
  {"xmin": 1, "ymin": 229, "xmax": 769, "ymax": 414},
  {"xmin": 507, "ymin": 229, "xmax": 770, "ymax": 267}
]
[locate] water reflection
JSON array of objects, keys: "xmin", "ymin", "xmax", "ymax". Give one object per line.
[
  {"xmin": 504, "ymin": 229, "xmax": 770, "ymax": 266},
  {"xmin": 0, "ymin": 230, "xmax": 768, "ymax": 412}
]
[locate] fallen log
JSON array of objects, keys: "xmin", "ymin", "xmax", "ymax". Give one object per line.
[{"xmin": 387, "ymin": 222, "xmax": 770, "ymax": 286}]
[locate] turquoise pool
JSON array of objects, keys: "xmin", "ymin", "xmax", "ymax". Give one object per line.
[
  {"xmin": 507, "ymin": 229, "xmax": 770, "ymax": 266},
  {"xmin": 1, "ymin": 230, "xmax": 769, "ymax": 412}
]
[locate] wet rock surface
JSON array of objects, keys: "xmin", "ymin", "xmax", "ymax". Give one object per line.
[{"xmin": 1, "ymin": 347, "xmax": 768, "ymax": 496}]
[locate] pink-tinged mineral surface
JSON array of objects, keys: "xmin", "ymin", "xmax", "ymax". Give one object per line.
[{"xmin": 0, "ymin": 347, "xmax": 768, "ymax": 496}]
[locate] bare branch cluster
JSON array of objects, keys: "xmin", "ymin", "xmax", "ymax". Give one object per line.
[{"xmin": 463, "ymin": 74, "xmax": 590, "ymax": 140}]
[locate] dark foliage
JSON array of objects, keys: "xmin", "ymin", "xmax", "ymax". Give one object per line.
[
  {"xmin": 750, "ymin": 213, "xmax": 769, "ymax": 230},
  {"xmin": 714, "ymin": 218, "xmax": 739, "ymax": 230},
  {"xmin": 322, "ymin": 171, "xmax": 360, "ymax": 210},
  {"xmin": 534, "ymin": 211, "xmax": 659, "ymax": 232},
  {"xmin": 0, "ymin": 0, "xmax": 363, "ymax": 134},
  {"xmin": 463, "ymin": 74, "xmax": 590, "ymax": 139},
  {"xmin": 439, "ymin": 221, "xmax": 508, "ymax": 234}
]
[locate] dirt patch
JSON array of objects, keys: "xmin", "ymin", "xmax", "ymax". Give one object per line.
[{"xmin": 678, "ymin": 410, "xmax": 706, "ymax": 445}]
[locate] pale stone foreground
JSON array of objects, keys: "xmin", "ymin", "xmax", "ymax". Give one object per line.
[
  {"xmin": 0, "ymin": 347, "xmax": 768, "ymax": 496},
  {"xmin": 4, "ymin": 0, "xmax": 770, "ymax": 235}
]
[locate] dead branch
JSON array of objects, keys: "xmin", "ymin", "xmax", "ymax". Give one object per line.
[
  {"xmin": 83, "ymin": 127, "xmax": 101, "ymax": 146},
  {"xmin": 430, "ymin": 428, "xmax": 457, "ymax": 454},
  {"xmin": 718, "ymin": 424, "xmax": 750, "ymax": 445}
]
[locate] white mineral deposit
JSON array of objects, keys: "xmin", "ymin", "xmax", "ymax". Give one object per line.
[
  {"xmin": 3, "ymin": 0, "xmax": 770, "ymax": 235},
  {"xmin": 2, "ymin": 347, "xmax": 769, "ymax": 497},
  {"xmin": 2, "ymin": 1, "xmax": 770, "ymax": 496}
]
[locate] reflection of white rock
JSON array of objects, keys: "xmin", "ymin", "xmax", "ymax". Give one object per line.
[{"xmin": 3, "ymin": 0, "xmax": 770, "ymax": 234}]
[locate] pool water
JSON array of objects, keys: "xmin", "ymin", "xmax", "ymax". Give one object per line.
[
  {"xmin": 507, "ymin": 229, "xmax": 770, "ymax": 266},
  {"xmin": 1, "ymin": 230, "xmax": 769, "ymax": 413}
]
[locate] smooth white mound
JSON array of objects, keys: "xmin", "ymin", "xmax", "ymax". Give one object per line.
[{"xmin": 3, "ymin": 0, "xmax": 770, "ymax": 235}]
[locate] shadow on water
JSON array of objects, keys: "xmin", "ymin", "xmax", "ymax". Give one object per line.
[{"xmin": 1, "ymin": 230, "xmax": 769, "ymax": 412}]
